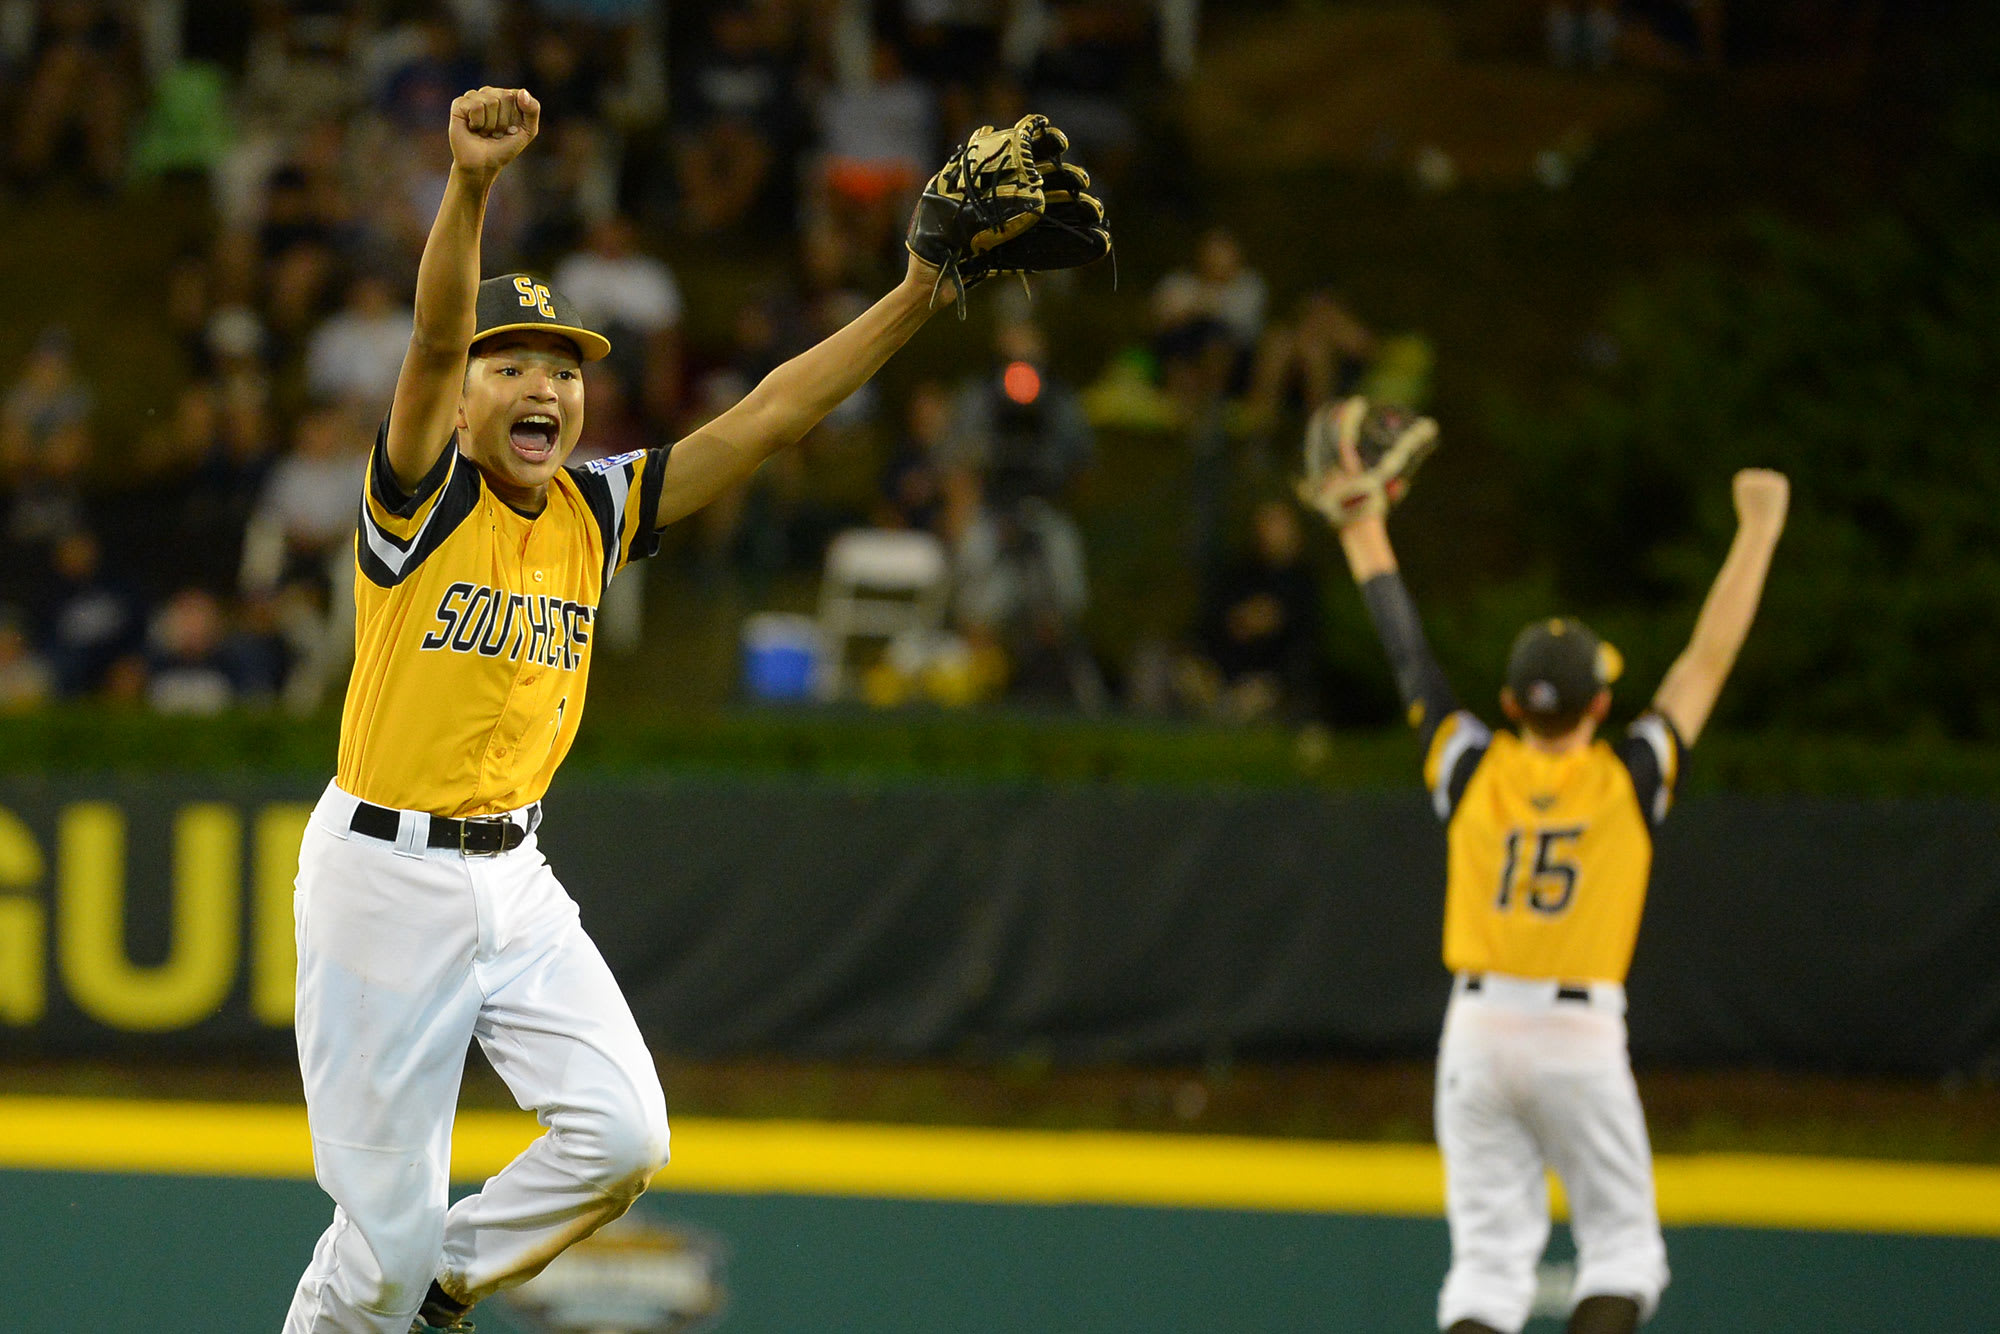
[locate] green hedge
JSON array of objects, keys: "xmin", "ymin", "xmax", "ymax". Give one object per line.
[{"xmin": 0, "ymin": 707, "xmax": 1994, "ymax": 795}]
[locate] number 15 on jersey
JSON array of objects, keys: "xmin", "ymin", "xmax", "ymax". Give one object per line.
[{"xmin": 1496, "ymin": 826, "xmax": 1585, "ymax": 916}]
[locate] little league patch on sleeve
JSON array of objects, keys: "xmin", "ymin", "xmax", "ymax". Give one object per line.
[{"xmin": 583, "ymin": 450, "xmax": 647, "ymax": 474}]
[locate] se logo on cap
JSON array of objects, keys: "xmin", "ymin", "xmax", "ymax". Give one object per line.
[{"xmin": 513, "ymin": 275, "xmax": 556, "ymax": 318}]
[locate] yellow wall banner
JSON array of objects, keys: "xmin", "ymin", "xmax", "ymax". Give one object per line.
[{"xmin": 0, "ymin": 786, "xmax": 309, "ymax": 1041}]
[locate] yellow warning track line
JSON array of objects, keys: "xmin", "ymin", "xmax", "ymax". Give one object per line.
[{"xmin": 1, "ymin": 1096, "xmax": 1996, "ymax": 1238}]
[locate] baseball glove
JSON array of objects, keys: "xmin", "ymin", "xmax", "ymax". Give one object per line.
[
  {"xmin": 906, "ymin": 115, "xmax": 1112, "ymax": 311},
  {"xmin": 1297, "ymin": 397, "xmax": 1440, "ymax": 526}
]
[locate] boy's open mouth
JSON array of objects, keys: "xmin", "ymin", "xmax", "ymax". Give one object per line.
[{"xmin": 509, "ymin": 412, "xmax": 559, "ymax": 460}]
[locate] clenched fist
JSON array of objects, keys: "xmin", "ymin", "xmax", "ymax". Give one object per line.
[
  {"xmin": 1732, "ymin": 467, "xmax": 1789, "ymax": 533},
  {"xmin": 449, "ymin": 87, "xmax": 540, "ymax": 179}
]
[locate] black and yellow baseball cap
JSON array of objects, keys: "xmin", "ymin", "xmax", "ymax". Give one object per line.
[
  {"xmin": 472, "ymin": 273, "xmax": 612, "ymax": 362},
  {"xmin": 1506, "ymin": 617, "xmax": 1624, "ymax": 720}
]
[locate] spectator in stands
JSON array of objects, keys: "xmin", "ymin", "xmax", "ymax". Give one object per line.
[
  {"xmin": 946, "ymin": 319, "xmax": 1093, "ymax": 509},
  {"xmin": 672, "ymin": 5, "xmax": 799, "ymax": 235},
  {"xmin": 900, "ymin": 0, "xmax": 1004, "ymax": 87},
  {"xmin": 1016, "ymin": 0, "xmax": 1149, "ymax": 173},
  {"xmin": 953, "ymin": 494, "xmax": 1098, "ymax": 710},
  {"xmin": 12, "ymin": 0, "xmax": 137, "ymax": 192},
  {"xmin": 1186, "ymin": 498, "xmax": 1325, "ymax": 721},
  {"xmin": 1630, "ymin": 0, "xmax": 1726, "ymax": 71},
  {"xmin": 305, "ymin": 272, "xmax": 414, "ymax": 408},
  {"xmin": 797, "ymin": 220, "xmax": 882, "ymax": 431},
  {"xmin": 177, "ymin": 378, "xmax": 279, "ymax": 590},
  {"xmin": 376, "ymin": 15, "xmax": 482, "ymax": 134},
  {"xmin": 1246, "ymin": 290, "xmax": 1379, "ymax": 425},
  {"xmin": 145, "ymin": 587, "xmax": 240, "ymax": 715},
  {"xmin": 1153, "ymin": 231, "xmax": 1266, "ymax": 579},
  {"xmin": 250, "ymin": 405, "xmax": 364, "ymax": 606},
  {"xmin": 289, "ymin": 118, "xmax": 364, "ymax": 260},
  {"xmin": 518, "ymin": 21, "xmax": 608, "ymax": 125},
  {"xmin": 193, "ymin": 229, "xmax": 274, "ymax": 378},
  {"xmin": 166, "ymin": 249, "xmax": 215, "ymax": 372},
  {"xmin": 240, "ymin": 0, "xmax": 360, "ymax": 137},
  {"xmin": 34, "ymin": 528, "xmax": 143, "ymax": 697},
  {"xmin": 943, "ymin": 320, "xmax": 1100, "ymax": 708},
  {"xmin": 258, "ymin": 164, "xmax": 344, "ymax": 349},
  {"xmin": 680, "ymin": 368, "xmax": 762, "ymax": 583},
  {"xmin": 813, "ymin": 39, "xmax": 937, "ymax": 252},
  {"xmin": 1, "ymin": 326, "xmax": 93, "ymax": 552},
  {"xmin": 553, "ymin": 214, "xmax": 684, "ymax": 420},
  {"xmin": 230, "ymin": 587, "xmax": 297, "ymax": 704},
  {"xmin": 142, "ymin": 380, "xmax": 220, "ymax": 479},
  {"xmin": 0, "ymin": 607, "xmax": 52, "ymax": 711},
  {"xmin": 1547, "ymin": 2, "xmax": 1621, "ymax": 70},
  {"xmin": 1550, "ymin": 0, "xmax": 1724, "ymax": 72},
  {"xmin": 875, "ymin": 380, "xmax": 962, "ymax": 538},
  {"xmin": 1153, "ymin": 227, "xmax": 1267, "ymax": 396},
  {"xmin": 563, "ymin": 367, "xmax": 654, "ymax": 468}
]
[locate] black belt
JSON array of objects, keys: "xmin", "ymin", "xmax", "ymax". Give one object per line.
[
  {"xmin": 349, "ymin": 801, "xmax": 539, "ymax": 856},
  {"xmin": 1462, "ymin": 974, "xmax": 1593, "ymax": 1004}
]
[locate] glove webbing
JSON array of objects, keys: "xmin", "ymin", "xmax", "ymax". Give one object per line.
[{"xmin": 926, "ymin": 135, "xmax": 1026, "ymax": 318}]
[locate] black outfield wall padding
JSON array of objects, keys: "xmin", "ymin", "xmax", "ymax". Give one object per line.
[{"xmin": 0, "ymin": 777, "xmax": 1993, "ymax": 1076}]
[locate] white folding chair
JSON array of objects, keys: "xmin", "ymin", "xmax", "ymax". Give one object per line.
[{"xmin": 814, "ymin": 528, "xmax": 950, "ymax": 700}]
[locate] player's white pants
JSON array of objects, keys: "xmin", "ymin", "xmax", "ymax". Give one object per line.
[
  {"xmin": 284, "ymin": 783, "xmax": 671, "ymax": 1334},
  {"xmin": 1435, "ymin": 973, "xmax": 1668, "ymax": 1333}
]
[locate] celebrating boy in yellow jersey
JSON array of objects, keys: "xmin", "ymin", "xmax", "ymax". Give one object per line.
[
  {"xmin": 281, "ymin": 88, "xmax": 1105, "ymax": 1334},
  {"xmin": 1302, "ymin": 402, "xmax": 1789, "ymax": 1334}
]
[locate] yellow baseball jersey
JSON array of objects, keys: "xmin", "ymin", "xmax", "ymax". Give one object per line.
[
  {"xmin": 337, "ymin": 420, "xmax": 668, "ymax": 817},
  {"xmin": 1425, "ymin": 710, "xmax": 1683, "ymax": 984}
]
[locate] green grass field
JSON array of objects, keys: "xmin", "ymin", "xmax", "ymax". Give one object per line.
[{"xmin": 5, "ymin": 1095, "xmax": 1999, "ymax": 1332}]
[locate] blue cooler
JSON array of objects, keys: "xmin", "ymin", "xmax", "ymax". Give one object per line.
[{"xmin": 740, "ymin": 613, "xmax": 822, "ymax": 701}]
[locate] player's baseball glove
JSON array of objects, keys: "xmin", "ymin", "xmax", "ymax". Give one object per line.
[
  {"xmin": 1297, "ymin": 397, "xmax": 1440, "ymax": 526},
  {"xmin": 906, "ymin": 115, "xmax": 1112, "ymax": 311}
]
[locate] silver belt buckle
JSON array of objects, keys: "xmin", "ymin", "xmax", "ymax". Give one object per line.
[{"xmin": 460, "ymin": 816, "xmax": 504, "ymax": 856}]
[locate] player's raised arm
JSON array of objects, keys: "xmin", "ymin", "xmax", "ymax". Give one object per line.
[
  {"xmin": 1650, "ymin": 467, "xmax": 1790, "ymax": 746},
  {"xmin": 384, "ymin": 87, "xmax": 540, "ymax": 492},
  {"xmin": 1301, "ymin": 399, "xmax": 1460, "ymax": 748}
]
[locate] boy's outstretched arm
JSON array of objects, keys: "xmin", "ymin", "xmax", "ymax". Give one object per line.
[
  {"xmin": 1336, "ymin": 512, "xmax": 1462, "ymax": 752},
  {"xmin": 1301, "ymin": 400, "xmax": 1460, "ymax": 749},
  {"xmin": 1650, "ymin": 468, "xmax": 1790, "ymax": 746},
  {"xmin": 385, "ymin": 86, "xmax": 541, "ymax": 490}
]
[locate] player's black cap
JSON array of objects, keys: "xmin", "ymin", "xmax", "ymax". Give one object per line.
[
  {"xmin": 1506, "ymin": 617, "xmax": 1623, "ymax": 720},
  {"xmin": 472, "ymin": 274, "xmax": 611, "ymax": 362}
]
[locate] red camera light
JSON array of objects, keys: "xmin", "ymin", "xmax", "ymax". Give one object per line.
[{"xmin": 1002, "ymin": 360, "xmax": 1042, "ymax": 405}]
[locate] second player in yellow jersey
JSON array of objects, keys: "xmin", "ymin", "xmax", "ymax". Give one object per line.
[{"xmin": 1303, "ymin": 396, "xmax": 1788, "ymax": 1334}]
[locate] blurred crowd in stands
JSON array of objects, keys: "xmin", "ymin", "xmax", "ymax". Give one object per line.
[{"xmin": 0, "ymin": 0, "xmax": 1421, "ymax": 724}]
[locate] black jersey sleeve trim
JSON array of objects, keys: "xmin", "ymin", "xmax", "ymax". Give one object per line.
[
  {"xmin": 567, "ymin": 445, "xmax": 666, "ymax": 588},
  {"xmin": 567, "ymin": 459, "xmax": 624, "ymax": 591},
  {"xmin": 625, "ymin": 445, "xmax": 669, "ymax": 566},
  {"xmin": 356, "ymin": 449, "xmax": 481, "ymax": 589},
  {"xmin": 1359, "ymin": 571, "xmax": 1462, "ymax": 754},
  {"xmin": 1424, "ymin": 711, "xmax": 1492, "ymax": 822},
  {"xmin": 369, "ymin": 415, "xmax": 457, "ymax": 519}
]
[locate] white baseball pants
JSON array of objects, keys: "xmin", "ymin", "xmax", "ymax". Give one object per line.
[
  {"xmin": 284, "ymin": 783, "xmax": 671, "ymax": 1334},
  {"xmin": 1435, "ymin": 973, "xmax": 1668, "ymax": 1333}
]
